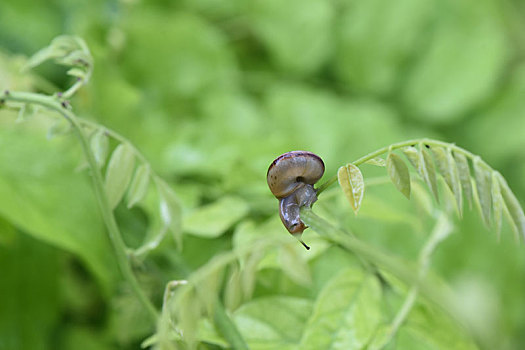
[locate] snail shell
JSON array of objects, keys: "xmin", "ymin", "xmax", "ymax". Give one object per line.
[
  {"xmin": 267, "ymin": 151, "xmax": 325, "ymax": 198},
  {"xmin": 267, "ymin": 151, "xmax": 325, "ymax": 245}
]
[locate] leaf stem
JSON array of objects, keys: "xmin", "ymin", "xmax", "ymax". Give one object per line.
[
  {"xmin": 316, "ymin": 138, "xmax": 480, "ymax": 196},
  {"xmin": 2, "ymin": 90, "xmax": 159, "ymax": 323}
]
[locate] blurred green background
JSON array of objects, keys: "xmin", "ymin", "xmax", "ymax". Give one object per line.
[{"xmin": 1, "ymin": 0, "xmax": 525, "ymax": 349}]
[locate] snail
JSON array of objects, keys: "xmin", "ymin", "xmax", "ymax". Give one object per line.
[{"xmin": 267, "ymin": 151, "xmax": 325, "ymax": 250}]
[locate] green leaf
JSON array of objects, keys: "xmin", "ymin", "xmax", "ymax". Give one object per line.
[
  {"xmin": 177, "ymin": 289, "xmax": 201, "ymax": 348},
  {"xmin": 396, "ymin": 304, "xmax": 478, "ymax": 349},
  {"xmin": 249, "ymin": 0, "xmax": 334, "ymax": 75},
  {"xmin": 57, "ymin": 326, "xmax": 114, "ymax": 350},
  {"xmin": 473, "ymin": 157, "xmax": 492, "ymax": 227},
  {"xmin": 234, "ymin": 296, "xmax": 313, "ymax": 349},
  {"xmin": 402, "ymin": 146, "xmax": 419, "ymax": 170},
  {"xmin": 337, "ymin": 164, "xmax": 365, "ymax": 214},
  {"xmin": 89, "ymin": 129, "xmax": 109, "ymax": 169},
  {"xmin": 24, "ymin": 46, "xmax": 55, "ymax": 70},
  {"xmin": 46, "ymin": 118, "xmax": 71, "ymax": 139},
  {"xmin": 432, "ymin": 147, "xmax": 462, "ymax": 215},
  {"xmin": 183, "ymin": 196, "xmax": 249, "ymax": 238},
  {"xmin": 432, "ymin": 147, "xmax": 453, "ymax": 192},
  {"xmin": 491, "ymin": 172, "xmax": 503, "ymax": 240},
  {"xmin": 335, "ymin": 0, "xmax": 431, "ymax": 95},
  {"xmin": 157, "ymin": 180, "xmax": 183, "ymax": 248},
  {"xmin": 420, "ymin": 146, "xmax": 439, "ymax": 203},
  {"xmin": 0, "ymin": 232, "xmax": 61, "ymax": 350},
  {"xmin": 367, "ymin": 324, "xmax": 393, "ymax": 350},
  {"xmin": 197, "ymin": 258, "xmax": 224, "ymax": 314},
  {"xmin": 278, "ymin": 244, "xmax": 312, "ymax": 286},
  {"xmin": 240, "ymin": 250, "xmax": 264, "ymax": 300},
  {"xmin": 495, "ymin": 172, "xmax": 525, "ymax": 240},
  {"xmin": 0, "ymin": 126, "xmax": 117, "ymax": 292},
  {"xmin": 386, "ymin": 152, "xmax": 411, "ymax": 199},
  {"xmin": 122, "ymin": 13, "xmax": 236, "ymax": 99},
  {"xmin": 104, "ymin": 143, "xmax": 135, "ymax": 210},
  {"xmin": 446, "ymin": 148, "xmax": 463, "ymax": 216},
  {"xmin": 365, "ymin": 157, "xmax": 386, "ymax": 167},
  {"xmin": 453, "ymin": 151, "xmax": 473, "ymax": 208},
  {"xmin": 16, "ymin": 103, "xmax": 37, "ymax": 122},
  {"xmin": 66, "ymin": 67, "xmax": 87, "ymax": 79},
  {"xmin": 25, "ymin": 35, "xmax": 92, "ymax": 72},
  {"xmin": 111, "ymin": 291, "xmax": 154, "ymax": 344},
  {"xmin": 126, "ymin": 164, "xmax": 150, "ymax": 208},
  {"xmin": 403, "ymin": 145, "xmax": 439, "ymax": 203},
  {"xmin": 299, "ymin": 268, "xmax": 382, "ymax": 349},
  {"xmin": 58, "ymin": 49, "xmax": 92, "ymax": 68},
  {"xmin": 402, "ymin": 1, "xmax": 508, "ymax": 123},
  {"xmin": 224, "ymin": 263, "xmax": 243, "ymax": 311}
]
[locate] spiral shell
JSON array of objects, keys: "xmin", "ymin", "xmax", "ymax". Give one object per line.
[
  {"xmin": 267, "ymin": 151, "xmax": 324, "ymax": 198},
  {"xmin": 267, "ymin": 151, "xmax": 325, "ymax": 247}
]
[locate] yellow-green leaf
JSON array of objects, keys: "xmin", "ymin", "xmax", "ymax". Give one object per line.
[
  {"xmin": 365, "ymin": 157, "xmax": 386, "ymax": 167},
  {"xmin": 127, "ymin": 164, "xmax": 150, "ymax": 208},
  {"xmin": 473, "ymin": 157, "xmax": 492, "ymax": 227},
  {"xmin": 491, "ymin": 171, "xmax": 503, "ymax": 240},
  {"xmin": 105, "ymin": 143, "xmax": 135, "ymax": 209},
  {"xmin": 278, "ymin": 244, "xmax": 311, "ymax": 286},
  {"xmin": 299, "ymin": 269, "xmax": 382, "ymax": 350},
  {"xmin": 446, "ymin": 148, "xmax": 463, "ymax": 216},
  {"xmin": 402, "ymin": 146, "xmax": 419, "ymax": 169},
  {"xmin": 16, "ymin": 103, "xmax": 37, "ymax": 122},
  {"xmin": 337, "ymin": 164, "xmax": 365, "ymax": 214},
  {"xmin": 46, "ymin": 118, "xmax": 71, "ymax": 139},
  {"xmin": 420, "ymin": 146, "xmax": 440, "ymax": 203},
  {"xmin": 432, "ymin": 147, "xmax": 462, "ymax": 215},
  {"xmin": 432, "ymin": 147, "xmax": 453, "ymax": 192},
  {"xmin": 403, "ymin": 145, "xmax": 439, "ymax": 203},
  {"xmin": 386, "ymin": 152, "xmax": 410, "ymax": 199},
  {"xmin": 158, "ymin": 180, "xmax": 183, "ymax": 248},
  {"xmin": 241, "ymin": 251, "xmax": 264, "ymax": 300},
  {"xmin": 177, "ymin": 289, "xmax": 200, "ymax": 348},
  {"xmin": 183, "ymin": 196, "xmax": 248, "ymax": 238},
  {"xmin": 66, "ymin": 67, "xmax": 87, "ymax": 79},
  {"xmin": 225, "ymin": 263, "xmax": 243, "ymax": 311},
  {"xmin": 198, "ymin": 258, "xmax": 223, "ymax": 314},
  {"xmin": 454, "ymin": 152, "xmax": 473, "ymax": 208},
  {"xmin": 495, "ymin": 172, "xmax": 525, "ymax": 241},
  {"xmin": 90, "ymin": 129, "xmax": 109, "ymax": 168}
]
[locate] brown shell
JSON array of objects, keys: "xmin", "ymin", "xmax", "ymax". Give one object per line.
[{"xmin": 267, "ymin": 151, "xmax": 325, "ymax": 198}]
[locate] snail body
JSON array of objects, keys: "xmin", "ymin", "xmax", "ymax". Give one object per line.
[{"xmin": 267, "ymin": 151, "xmax": 325, "ymax": 249}]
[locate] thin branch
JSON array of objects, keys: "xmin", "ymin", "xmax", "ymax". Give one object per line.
[
  {"xmin": 2, "ymin": 90, "xmax": 159, "ymax": 322},
  {"xmin": 300, "ymin": 207, "xmax": 457, "ymax": 315},
  {"xmin": 373, "ymin": 213, "xmax": 453, "ymax": 349},
  {"xmin": 316, "ymin": 138, "xmax": 486, "ymax": 196}
]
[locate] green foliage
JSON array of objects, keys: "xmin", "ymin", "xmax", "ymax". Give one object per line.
[
  {"xmin": 1, "ymin": 1, "xmax": 525, "ymax": 349},
  {"xmin": 0, "ymin": 124, "xmax": 117, "ymax": 292},
  {"xmin": 299, "ymin": 268, "xmax": 382, "ymax": 349}
]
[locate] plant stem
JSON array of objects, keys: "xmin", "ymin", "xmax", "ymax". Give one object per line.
[
  {"xmin": 3, "ymin": 90, "xmax": 159, "ymax": 322},
  {"xmin": 374, "ymin": 213, "xmax": 453, "ymax": 349},
  {"xmin": 316, "ymin": 138, "xmax": 480, "ymax": 196},
  {"xmin": 213, "ymin": 300, "xmax": 250, "ymax": 350},
  {"xmin": 300, "ymin": 207, "xmax": 454, "ymax": 309}
]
